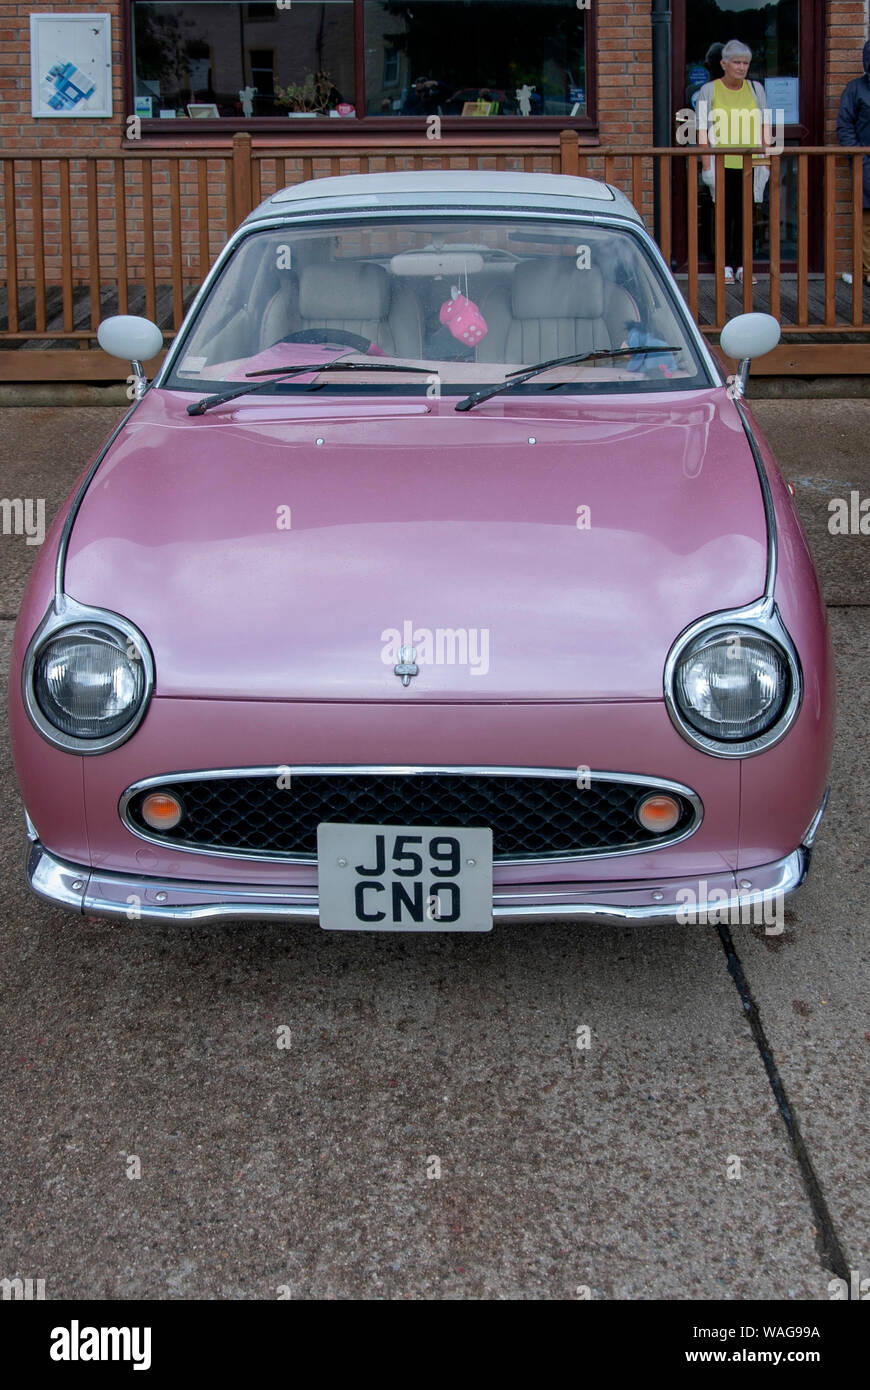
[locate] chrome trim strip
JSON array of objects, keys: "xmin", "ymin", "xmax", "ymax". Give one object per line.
[
  {"xmin": 22, "ymin": 597, "xmax": 156, "ymax": 755},
  {"xmin": 55, "ymin": 404, "xmax": 139, "ymax": 602},
  {"xmin": 25, "ymin": 839, "xmax": 807, "ymax": 926},
  {"xmin": 801, "ymin": 787, "xmax": 830, "ymax": 849},
  {"xmin": 27, "ymin": 841, "xmax": 88, "ymax": 913},
  {"xmin": 662, "ymin": 399, "xmax": 798, "ymax": 759},
  {"xmin": 663, "ymin": 609, "xmax": 802, "ymax": 759},
  {"xmin": 118, "ymin": 765, "xmax": 704, "ymax": 867},
  {"xmin": 735, "ymin": 400, "xmax": 777, "ymax": 602}
]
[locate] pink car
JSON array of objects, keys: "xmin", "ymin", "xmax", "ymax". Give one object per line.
[{"xmin": 9, "ymin": 172, "xmax": 832, "ymax": 930}]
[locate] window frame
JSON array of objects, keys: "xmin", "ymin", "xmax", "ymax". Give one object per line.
[
  {"xmin": 669, "ymin": 0, "xmax": 827, "ymax": 273},
  {"xmin": 672, "ymin": 0, "xmax": 824, "ymax": 146},
  {"xmin": 123, "ymin": 0, "xmax": 598, "ymax": 140}
]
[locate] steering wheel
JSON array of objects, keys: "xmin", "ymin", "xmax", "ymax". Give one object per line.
[{"xmin": 279, "ymin": 328, "xmax": 375, "ymax": 353}]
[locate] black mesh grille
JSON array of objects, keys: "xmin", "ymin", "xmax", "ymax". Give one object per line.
[{"xmin": 124, "ymin": 772, "xmax": 698, "ymax": 862}]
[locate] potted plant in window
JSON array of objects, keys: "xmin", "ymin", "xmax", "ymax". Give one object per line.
[{"xmin": 275, "ymin": 71, "xmax": 337, "ymax": 116}]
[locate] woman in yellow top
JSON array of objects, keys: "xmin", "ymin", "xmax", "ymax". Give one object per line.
[{"xmin": 696, "ymin": 40, "xmax": 774, "ymax": 286}]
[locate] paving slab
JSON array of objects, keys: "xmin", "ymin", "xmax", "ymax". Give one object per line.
[
  {"xmin": 729, "ymin": 607, "xmax": 870, "ymax": 1284},
  {"xmin": 0, "ymin": 880, "xmax": 826, "ymax": 1296}
]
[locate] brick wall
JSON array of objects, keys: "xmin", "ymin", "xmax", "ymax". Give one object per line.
[
  {"xmin": 2, "ymin": 0, "xmax": 125, "ymax": 151},
  {"xmin": 827, "ymin": 0, "xmax": 868, "ymax": 140},
  {"xmin": 1, "ymin": 1, "xmax": 868, "ymax": 309},
  {"xmin": 597, "ymin": 1, "xmax": 652, "ymax": 147},
  {"xmin": 826, "ymin": 2, "xmax": 868, "ymax": 272}
]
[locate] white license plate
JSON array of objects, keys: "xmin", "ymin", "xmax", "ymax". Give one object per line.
[{"xmin": 317, "ymin": 823, "xmax": 493, "ymax": 932}]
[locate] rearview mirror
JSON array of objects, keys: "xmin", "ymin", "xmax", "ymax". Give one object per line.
[{"xmin": 390, "ymin": 252, "xmax": 484, "ymax": 277}]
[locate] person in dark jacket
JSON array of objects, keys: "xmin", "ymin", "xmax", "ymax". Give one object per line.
[
  {"xmin": 836, "ymin": 40, "xmax": 870, "ymax": 283},
  {"xmin": 401, "ymin": 76, "xmax": 443, "ymax": 116}
]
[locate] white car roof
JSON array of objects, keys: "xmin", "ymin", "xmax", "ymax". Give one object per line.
[{"xmin": 243, "ymin": 170, "xmax": 643, "ymax": 225}]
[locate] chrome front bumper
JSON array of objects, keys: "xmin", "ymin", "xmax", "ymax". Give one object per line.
[{"xmin": 25, "ymin": 837, "xmax": 811, "ymax": 927}]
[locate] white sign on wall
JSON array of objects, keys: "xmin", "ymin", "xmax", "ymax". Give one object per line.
[
  {"xmin": 30, "ymin": 13, "xmax": 112, "ymax": 118},
  {"xmin": 764, "ymin": 77, "xmax": 799, "ymax": 126}
]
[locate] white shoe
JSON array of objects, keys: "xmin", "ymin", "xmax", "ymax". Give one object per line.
[
  {"xmin": 841, "ymin": 272, "xmax": 854, "ymax": 284},
  {"xmin": 736, "ymin": 266, "xmax": 758, "ymax": 285},
  {"xmin": 724, "ymin": 265, "xmax": 735, "ymax": 284}
]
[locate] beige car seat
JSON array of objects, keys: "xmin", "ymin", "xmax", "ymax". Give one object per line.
[
  {"xmin": 476, "ymin": 260, "xmax": 641, "ymax": 363},
  {"xmin": 260, "ymin": 262, "xmax": 423, "ymax": 358}
]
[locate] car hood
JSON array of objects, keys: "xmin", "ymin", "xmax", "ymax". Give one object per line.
[{"xmin": 64, "ymin": 388, "xmax": 768, "ymax": 701}]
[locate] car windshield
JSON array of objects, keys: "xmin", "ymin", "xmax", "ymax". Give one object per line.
[{"xmin": 166, "ymin": 215, "xmax": 709, "ymax": 398}]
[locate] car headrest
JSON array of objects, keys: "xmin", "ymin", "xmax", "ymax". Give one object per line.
[
  {"xmin": 299, "ymin": 262, "xmax": 391, "ymax": 320},
  {"xmin": 511, "ymin": 260, "xmax": 606, "ymax": 320}
]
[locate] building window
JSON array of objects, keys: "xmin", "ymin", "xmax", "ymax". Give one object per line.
[
  {"xmin": 365, "ymin": 0, "xmax": 587, "ymax": 117},
  {"xmin": 382, "ymin": 44, "xmax": 400, "ymax": 91},
  {"xmin": 128, "ymin": 0, "xmax": 593, "ymax": 124},
  {"xmin": 247, "ymin": 47, "xmax": 276, "ymax": 98},
  {"xmin": 132, "ymin": 2, "xmax": 354, "ymax": 118}
]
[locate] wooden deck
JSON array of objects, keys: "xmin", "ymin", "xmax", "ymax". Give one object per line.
[
  {"xmin": 681, "ymin": 273, "xmax": 870, "ymax": 334},
  {"xmin": 0, "ymin": 283, "xmax": 199, "ymax": 340}
]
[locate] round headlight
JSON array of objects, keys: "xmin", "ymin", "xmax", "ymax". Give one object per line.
[
  {"xmin": 674, "ymin": 628, "xmax": 790, "ymax": 742},
  {"xmin": 33, "ymin": 624, "xmax": 146, "ymax": 739}
]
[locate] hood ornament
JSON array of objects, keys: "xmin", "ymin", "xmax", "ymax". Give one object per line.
[{"xmin": 394, "ymin": 644, "xmax": 419, "ymax": 687}]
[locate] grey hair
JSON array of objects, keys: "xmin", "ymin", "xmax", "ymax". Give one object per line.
[{"xmin": 721, "ymin": 40, "xmax": 752, "ymax": 63}]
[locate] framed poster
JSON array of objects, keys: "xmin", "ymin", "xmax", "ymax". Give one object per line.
[
  {"xmin": 30, "ymin": 14, "xmax": 112, "ymax": 118},
  {"xmin": 461, "ymin": 100, "xmax": 499, "ymax": 116}
]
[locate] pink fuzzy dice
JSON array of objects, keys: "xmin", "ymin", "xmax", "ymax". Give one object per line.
[{"xmin": 439, "ymin": 292, "xmax": 488, "ymax": 345}]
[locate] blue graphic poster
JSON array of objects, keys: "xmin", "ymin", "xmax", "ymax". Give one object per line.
[
  {"xmin": 30, "ymin": 14, "xmax": 112, "ymax": 118},
  {"xmin": 44, "ymin": 61, "xmax": 97, "ymax": 111}
]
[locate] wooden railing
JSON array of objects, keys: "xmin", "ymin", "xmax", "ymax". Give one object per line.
[
  {"xmin": 2, "ymin": 132, "xmax": 870, "ymax": 379},
  {"xmin": 560, "ymin": 137, "xmax": 870, "ymax": 372}
]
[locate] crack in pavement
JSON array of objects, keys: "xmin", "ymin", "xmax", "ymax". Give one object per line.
[{"xmin": 716, "ymin": 922, "xmax": 853, "ymax": 1290}]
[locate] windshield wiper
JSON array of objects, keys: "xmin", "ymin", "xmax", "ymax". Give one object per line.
[
  {"xmin": 454, "ymin": 345, "xmax": 681, "ymax": 412},
  {"xmin": 187, "ymin": 361, "xmax": 431, "ymax": 416}
]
